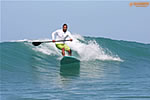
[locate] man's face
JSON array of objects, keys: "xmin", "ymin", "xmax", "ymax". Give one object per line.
[{"xmin": 63, "ymin": 25, "xmax": 67, "ymax": 32}]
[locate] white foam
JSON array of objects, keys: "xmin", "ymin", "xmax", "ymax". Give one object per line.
[
  {"xmin": 1, "ymin": 39, "xmax": 29, "ymax": 43},
  {"xmin": 67, "ymin": 34, "xmax": 123, "ymax": 62},
  {"xmin": 32, "ymin": 42, "xmax": 60, "ymax": 56},
  {"xmin": 28, "ymin": 34, "xmax": 123, "ymax": 62}
]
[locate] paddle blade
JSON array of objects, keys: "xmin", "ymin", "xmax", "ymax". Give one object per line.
[{"xmin": 32, "ymin": 42, "xmax": 42, "ymax": 46}]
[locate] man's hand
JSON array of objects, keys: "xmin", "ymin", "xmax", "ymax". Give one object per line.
[
  {"xmin": 70, "ymin": 39, "xmax": 73, "ymax": 41},
  {"xmin": 52, "ymin": 40, "xmax": 55, "ymax": 43}
]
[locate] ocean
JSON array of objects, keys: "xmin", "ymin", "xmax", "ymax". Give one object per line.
[{"xmin": 1, "ymin": 35, "xmax": 150, "ymax": 100}]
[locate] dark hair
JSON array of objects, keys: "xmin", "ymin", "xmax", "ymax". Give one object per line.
[{"xmin": 63, "ymin": 24, "xmax": 68, "ymax": 27}]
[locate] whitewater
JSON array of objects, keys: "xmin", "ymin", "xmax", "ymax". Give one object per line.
[{"xmin": 1, "ymin": 34, "xmax": 150, "ymax": 100}]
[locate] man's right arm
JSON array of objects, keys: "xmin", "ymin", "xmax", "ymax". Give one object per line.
[{"xmin": 52, "ymin": 30, "xmax": 57, "ymax": 42}]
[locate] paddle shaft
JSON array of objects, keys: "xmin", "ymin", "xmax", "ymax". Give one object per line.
[
  {"xmin": 42, "ymin": 40, "xmax": 71, "ymax": 43},
  {"xmin": 32, "ymin": 40, "xmax": 71, "ymax": 46}
]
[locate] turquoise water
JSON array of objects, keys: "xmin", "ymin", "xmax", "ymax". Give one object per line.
[{"xmin": 1, "ymin": 36, "xmax": 150, "ymax": 100}]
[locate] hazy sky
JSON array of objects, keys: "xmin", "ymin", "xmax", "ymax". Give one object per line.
[{"xmin": 1, "ymin": 0, "xmax": 150, "ymax": 43}]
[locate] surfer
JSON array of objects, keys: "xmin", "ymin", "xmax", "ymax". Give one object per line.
[{"xmin": 52, "ymin": 24, "xmax": 73, "ymax": 56}]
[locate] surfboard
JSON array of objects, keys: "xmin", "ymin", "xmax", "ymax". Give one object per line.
[{"xmin": 60, "ymin": 56, "xmax": 80, "ymax": 65}]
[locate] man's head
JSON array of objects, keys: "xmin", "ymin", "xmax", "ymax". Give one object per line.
[{"xmin": 62, "ymin": 24, "xmax": 68, "ymax": 32}]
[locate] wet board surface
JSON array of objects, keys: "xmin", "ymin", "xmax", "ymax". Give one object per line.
[{"xmin": 60, "ymin": 56, "xmax": 80, "ymax": 65}]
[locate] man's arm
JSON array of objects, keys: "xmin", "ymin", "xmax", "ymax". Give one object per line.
[
  {"xmin": 52, "ymin": 30, "xmax": 57, "ymax": 42},
  {"xmin": 65, "ymin": 31, "xmax": 73, "ymax": 41}
]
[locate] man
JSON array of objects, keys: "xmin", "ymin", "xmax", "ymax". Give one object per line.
[{"xmin": 52, "ymin": 24, "xmax": 73, "ymax": 56}]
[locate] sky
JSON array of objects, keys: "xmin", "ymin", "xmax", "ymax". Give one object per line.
[{"xmin": 1, "ymin": 0, "xmax": 150, "ymax": 43}]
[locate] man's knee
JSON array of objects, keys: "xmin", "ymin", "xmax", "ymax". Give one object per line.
[
  {"xmin": 68, "ymin": 49, "xmax": 72, "ymax": 53},
  {"xmin": 62, "ymin": 48, "xmax": 65, "ymax": 51}
]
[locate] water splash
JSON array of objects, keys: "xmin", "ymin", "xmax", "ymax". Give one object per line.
[
  {"xmin": 67, "ymin": 34, "xmax": 123, "ymax": 61},
  {"xmin": 27, "ymin": 34, "xmax": 122, "ymax": 62}
]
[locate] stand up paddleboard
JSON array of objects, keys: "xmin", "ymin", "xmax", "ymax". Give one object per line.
[{"xmin": 60, "ymin": 56, "xmax": 80, "ymax": 65}]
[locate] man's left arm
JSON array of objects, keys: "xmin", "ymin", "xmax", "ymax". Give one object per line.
[{"xmin": 66, "ymin": 31, "xmax": 73, "ymax": 41}]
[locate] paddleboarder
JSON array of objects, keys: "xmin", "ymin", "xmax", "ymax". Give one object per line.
[{"xmin": 52, "ymin": 24, "xmax": 73, "ymax": 56}]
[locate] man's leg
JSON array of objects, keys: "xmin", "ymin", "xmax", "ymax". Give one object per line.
[
  {"xmin": 62, "ymin": 48, "xmax": 65, "ymax": 56},
  {"xmin": 56, "ymin": 44, "xmax": 65, "ymax": 56},
  {"xmin": 68, "ymin": 49, "xmax": 72, "ymax": 56},
  {"xmin": 64, "ymin": 44, "xmax": 71, "ymax": 56}
]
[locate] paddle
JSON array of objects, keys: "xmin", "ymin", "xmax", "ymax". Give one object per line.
[{"xmin": 32, "ymin": 40, "xmax": 71, "ymax": 46}]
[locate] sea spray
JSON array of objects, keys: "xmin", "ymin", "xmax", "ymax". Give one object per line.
[
  {"xmin": 67, "ymin": 34, "xmax": 122, "ymax": 61},
  {"xmin": 25, "ymin": 34, "xmax": 122, "ymax": 61}
]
